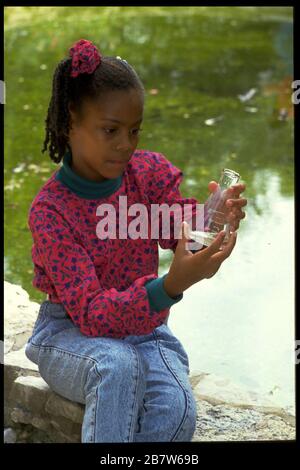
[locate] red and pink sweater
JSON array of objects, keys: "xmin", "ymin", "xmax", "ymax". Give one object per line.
[{"xmin": 28, "ymin": 149, "xmax": 202, "ymax": 338}]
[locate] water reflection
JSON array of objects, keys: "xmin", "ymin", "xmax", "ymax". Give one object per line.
[{"xmin": 167, "ymin": 172, "xmax": 294, "ymax": 411}]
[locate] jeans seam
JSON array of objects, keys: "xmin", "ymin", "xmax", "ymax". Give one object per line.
[
  {"xmin": 87, "ymin": 365, "xmax": 100, "ymax": 443},
  {"xmin": 92, "ymin": 383, "xmax": 98, "ymax": 442},
  {"xmin": 153, "ymin": 330, "xmax": 190, "ymax": 442},
  {"xmin": 126, "ymin": 343, "xmax": 141, "ymax": 442}
]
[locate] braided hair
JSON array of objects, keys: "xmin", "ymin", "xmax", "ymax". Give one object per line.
[{"xmin": 42, "ymin": 56, "xmax": 145, "ymax": 164}]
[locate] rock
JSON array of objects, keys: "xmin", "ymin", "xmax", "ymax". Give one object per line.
[
  {"xmin": 4, "ymin": 281, "xmax": 40, "ymax": 354},
  {"xmin": 45, "ymin": 393, "xmax": 84, "ymax": 424},
  {"xmin": 4, "ymin": 345, "xmax": 40, "ymax": 426},
  {"xmin": 192, "ymin": 400, "xmax": 295, "ymax": 442},
  {"xmin": 11, "ymin": 407, "xmax": 34, "ymax": 425},
  {"xmin": 192, "ymin": 372, "xmax": 294, "ymax": 423},
  {"xmin": 31, "ymin": 416, "xmax": 50, "ymax": 432},
  {"xmin": 10, "ymin": 376, "xmax": 51, "ymax": 415},
  {"xmin": 4, "ymin": 427, "xmax": 17, "ymax": 443},
  {"xmin": 188, "ymin": 371, "xmax": 210, "ymax": 389},
  {"xmin": 4, "ymin": 344, "xmax": 40, "ymax": 398},
  {"xmin": 4, "ymin": 345, "xmax": 39, "ymax": 373},
  {"xmin": 8, "ymin": 374, "xmax": 84, "ymax": 442}
]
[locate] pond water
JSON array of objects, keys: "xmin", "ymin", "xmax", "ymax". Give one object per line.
[{"xmin": 4, "ymin": 7, "xmax": 294, "ymax": 411}]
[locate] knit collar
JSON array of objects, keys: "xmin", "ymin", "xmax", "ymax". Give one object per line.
[{"xmin": 55, "ymin": 150, "xmax": 123, "ymax": 200}]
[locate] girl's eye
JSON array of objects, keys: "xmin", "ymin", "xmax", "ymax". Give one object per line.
[
  {"xmin": 103, "ymin": 128, "xmax": 143, "ymax": 135},
  {"xmin": 104, "ymin": 128, "xmax": 117, "ymax": 134},
  {"xmin": 132, "ymin": 128, "xmax": 143, "ymax": 135}
]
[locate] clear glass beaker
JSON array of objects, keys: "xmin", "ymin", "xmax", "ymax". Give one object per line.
[{"xmin": 188, "ymin": 168, "xmax": 240, "ymax": 247}]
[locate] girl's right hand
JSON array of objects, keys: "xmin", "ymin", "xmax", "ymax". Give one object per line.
[{"xmin": 163, "ymin": 221, "xmax": 237, "ymax": 298}]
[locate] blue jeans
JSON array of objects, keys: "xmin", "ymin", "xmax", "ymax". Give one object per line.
[{"xmin": 25, "ymin": 300, "xmax": 197, "ymax": 443}]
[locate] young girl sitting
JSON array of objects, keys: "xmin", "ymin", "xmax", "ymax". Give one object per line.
[{"xmin": 25, "ymin": 39, "xmax": 247, "ymax": 443}]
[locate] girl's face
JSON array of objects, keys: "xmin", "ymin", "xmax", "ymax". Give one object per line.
[{"xmin": 68, "ymin": 88, "xmax": 144, "ymax": 182}]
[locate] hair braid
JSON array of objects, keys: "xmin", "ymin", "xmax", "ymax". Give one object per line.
[{"xmin": 42, "ymin": 58, "xmax": 72, "ymax": 163}]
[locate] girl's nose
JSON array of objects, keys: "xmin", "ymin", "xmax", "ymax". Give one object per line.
[
  {"xmin": 115, "ymin": 132, "xmax": 133, "ymax": 151},
  {"xmin": 115, "ymin": 143, "xmax": 130, "ymax": 151},
  {"xmin": 115, "ymin": 141, "xmax": 131, "ymax": 151}
]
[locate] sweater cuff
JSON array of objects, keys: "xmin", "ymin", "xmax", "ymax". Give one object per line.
[{"xmin": 145, "ymin": 274, "xmax": 183, "ymax": 311}]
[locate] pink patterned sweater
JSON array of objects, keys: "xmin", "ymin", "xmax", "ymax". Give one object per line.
[{"xmin": 28, "ymin": 149, "xmax": 201, "ymax": 338}]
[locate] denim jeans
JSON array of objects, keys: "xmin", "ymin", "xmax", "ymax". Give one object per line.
[{"xmin": 25, "ymin": 300, "xmax": 197, "ymax": 443}]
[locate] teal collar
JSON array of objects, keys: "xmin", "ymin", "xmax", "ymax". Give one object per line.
[{"xmin": 55, "ymin": 151, "xmax": 123, "ymax": 200}]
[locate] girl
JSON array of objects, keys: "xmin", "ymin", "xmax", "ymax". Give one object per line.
[{"xmin": 25, "ymin": 39, "xmax": 247, "ymax": 443}]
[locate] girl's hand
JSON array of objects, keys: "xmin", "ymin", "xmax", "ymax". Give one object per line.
[
  {"xmin": 208, "ymin": 181, "xmax": 247, "ymax": 231},
  {"xmin": 163, "ymin": 222, "xmax": 237, "ymax": 298}
]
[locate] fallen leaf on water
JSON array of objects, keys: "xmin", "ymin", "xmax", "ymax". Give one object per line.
[
  {"xmin": 4, "ymin": 181, "xmax": 21, "ymax": 190},
  {"xmin": 27, "ymin": 164, "xmax": 49, "ymax": 173},
  {"xmin": 12, "ymin": 163, "xmax": 26, "ymax": 173},
  {"xmin": 149, "ymin": 88, "xmax": 159, "ymax": 95},
  {"xmin": 238, "ymin": 88, "xmax": 257, "ymax": 102},
  {"xmin": 204, "ymin": 115, "xmax": 223, "ymax": 126},
  {"xmin": 27, "ymin": 164, "xmax": 39, "ymax": 171},
  {"xmin": 245, "ymin": 106, "xmax": 258, "ymax": 113}
]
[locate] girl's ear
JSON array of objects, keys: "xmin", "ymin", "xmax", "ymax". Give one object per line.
[
  {"xmin": 68, "ymin": 102, "xmax": 75, "ymax": 119},
  {"xmin": 68, "ymin": 102, "xmax": 83, "ymax": 130},
  {"xmin": 68, "ymin": 102, "xmax": 77, "ymax": 130}
]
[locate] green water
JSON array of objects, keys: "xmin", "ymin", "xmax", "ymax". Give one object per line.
[{"xmin": 4, "ymin": 7, "xmax": 294, "ymax": 410}]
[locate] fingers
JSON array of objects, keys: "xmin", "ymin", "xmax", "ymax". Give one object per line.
[
  {"xmin": 208, "ymin": 181, "xmax": 219, "ymax": 193},
  {"xmin": 211, "ymin": 231, "xmax": 237, "ymax": 262},
  {"xmin": 199, "ymin": 230, "xmax": 227, "ymax": 259},
  {"xmin": 227, "ymin": 209, "xmax": 246, "ymax": 224},
  {"xmin": 230, "ymin": 183, "xmax": 246, "ymax": 195},
  {"xmin": 226, "ymin": 197, "xmax": 247, "ymax": 209}
]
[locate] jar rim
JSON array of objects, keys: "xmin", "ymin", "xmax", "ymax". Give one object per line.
[{"xmin": 222, "ymin": 168, "xmax": 240, "ymax": 178}]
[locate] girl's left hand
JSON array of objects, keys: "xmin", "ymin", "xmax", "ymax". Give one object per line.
[{"xmin": 208, "ymin": 181, "xmax": 247, "ymax": 231}]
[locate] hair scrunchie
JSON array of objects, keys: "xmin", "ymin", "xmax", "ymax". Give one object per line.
[{"xmin": 69, "ymin": 39, "xmax": 101, "ymax": 78}]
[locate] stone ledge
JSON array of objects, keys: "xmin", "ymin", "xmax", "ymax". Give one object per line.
[{"xmin": 7, "ymin": 374, "xmax": 83, "ymax": 443}]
